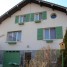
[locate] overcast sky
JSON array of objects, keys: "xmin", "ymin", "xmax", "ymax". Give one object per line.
[{"xmin": 0, "ymin": 0, "xmax": 67, "ymax": 16}]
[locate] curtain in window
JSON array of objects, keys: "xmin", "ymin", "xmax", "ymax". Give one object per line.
[
  {"xmin": 13, "ymin": 32, "xmax": 17, "ymax": 41},
  {"xmin": 45, "ymin": 29, "xmax": 50, "ymax": 39},
  {"xmin": 17, "ymin": 32, "xmax": 21, "ymax": 41},
  {"xmin": 39, "ymin": 13, "xmax": 42, "ymax": 20},
  {"xmin": 50, "ymin": 28, "xmax": 56, "ymax": 39},
  {"xmin": 7, "ymin": 31, "xmax": 21, "ymax": 41},
  {"xmin": 20, "ymin": 16, "xmax": 23, "ymax": 23},
  {"xmin": 8, "ymin": 32, "xmax": 13, "ymax": 41},
  {"xmin": 35, "ymin": 14, "xmax": 39, "ymax": 21}
]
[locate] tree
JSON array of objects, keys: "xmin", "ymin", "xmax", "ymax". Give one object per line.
[
  {"xmin": 29, "ymin": 46, "xmax": 57, "ymax": 67},
  {"xmin": 63, "ymin": 30, "xmax": 67, "ymax": 49},
  {"xmin": 63, "ymin": 29, "xmax": 67, "ymax": 67}
]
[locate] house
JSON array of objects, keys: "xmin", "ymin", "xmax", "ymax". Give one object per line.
[{"xmin": 0, "ymin": 0, "xmax": 67, "ymax": 67}]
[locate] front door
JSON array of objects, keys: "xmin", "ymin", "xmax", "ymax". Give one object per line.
[{"xmin": 25, "ymin": 52, "xmax": 31, "ymax": 67}]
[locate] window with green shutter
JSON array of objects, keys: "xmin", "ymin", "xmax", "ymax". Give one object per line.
[
  {"xmin": 42, "ymin": 11, "xmax": 47, "ymax": 20},
  {"xmin": 15, "ymin": 16, "xmax": 19, "ymax": 23},
  {"xmin": 56, "ymin": 26, "xmax": 63, "ymax": 39},
  {"xmin": 34, "ymin": 13, "xmax": 42, "ymax": 23},
  {"xmin": 34, "ymin": 13, "xmax": 42, "ymax": 21},
  {"xmin": 37, "ymin": 28, "xmax": 43, "ymax": 40},
  {"xmin": 19, "ymin": 15, "xmax": 26, "ymax": 25},
  {"xmin": 25, "ymin": 14, "xmax": 30, "ymax": 22},
  {"xmin": 30, "ymin": 13, "xmax": 34, "ymax": 21},
  {"xmin": 15, "ymin": 11, "xmax": 47, "ymax": 24},
  {"xmin": 37, "ymin": 26, "xmax": 63, "ymax": 40}
]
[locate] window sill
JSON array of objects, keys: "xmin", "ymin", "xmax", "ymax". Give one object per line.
[
  {"xmin": 19, "ymin": 22, "xmax": 24, "ymax": 25},
  {"xmin": 46, "ymin": 40, "xmax": 53, "ymax": 43},
  {"xmin": 7, "ymin": 41, "xmax": 17, "ymax": 44},
  {"xmin": 43, "ymin": 40, "xmax": 53, "ymax": 43},
  {"xmin": 35, "ymin": 20, "xmax": 41, "ymax": 23}
]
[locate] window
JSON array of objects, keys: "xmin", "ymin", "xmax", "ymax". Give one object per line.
[
  {"xmin": 15, "ymin": 11, "xmax": 47, "ymax": 24},
  {"xmin": 7, "ymin": 31, "xmax": 21, "ymax": 41},
  {"xmin": 44, "ymin": 28, "xmax": 56, "ymax": 40},
  {"xmin": 37, "ymin": 26, "xmax": 63, "ymax": 40},
  {"xmin": 19, "ymin": 15, "xmax": 26, "ymax": 23},
  {"xmin": 34, "ymin": 13, "xmax": 42, "ymax": 21},
  {"xmin": 51, "ymin": 13, "xmax": 57, "ymax": 19}
]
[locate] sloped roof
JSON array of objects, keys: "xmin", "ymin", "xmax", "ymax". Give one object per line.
[{"xmin": 0, "ymin": 0, "xmax": 67, "ymax": 23}]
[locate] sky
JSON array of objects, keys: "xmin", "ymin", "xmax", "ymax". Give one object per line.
[{"xmin": 0, "ymin": 0, "xmax": 67, "ymax": 16}]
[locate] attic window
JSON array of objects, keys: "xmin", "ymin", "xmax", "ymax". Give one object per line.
[
  {"xmin": 34, "ymin": 13, "xmax": 42, "ymax": 21},
  {"xmin": 51, "ymin": 13, "xmax": 57, "ymax": 19}
]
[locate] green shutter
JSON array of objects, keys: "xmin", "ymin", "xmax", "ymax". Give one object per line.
[
  {"xmin": 15, "ymin": 16, "xmax": 19, "ymax": 23},
  {"xmin": 42, "ymin": 11, "xmax": 47, "ymax": 20},
  {"xmin": 37, "ymin": 28, "xmax": 43, "ymax": 40},
  {"xmin": 56, "ymin": 26, "xmax": 63, "ymax": 39},
  {"xmin": 25, "ymin": 14, "xmax": 30, "ymax": 22},
  {"xmin": 3, "ymin": 51, "xmax": 20, "ymax": 67},
  {"xmin": 30, "ymin": 13, "xmax": 34, "ymax": 21}
]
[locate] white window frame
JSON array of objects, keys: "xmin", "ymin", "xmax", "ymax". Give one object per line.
[
  {"xmin": 19, "ymin": 15, "xmax": 26, "ymax": 23},
  {"xmin": 43, "ymin": 28, "xmax": 56, "ymax": 40},
  {"xmin": 39, "ymin": 13, "xmax": 42, "ymax": 20},
  {"xmin": 34, "ymin": 12, "xmax": 42, "ymax": 21},
  {"xmin": 19, "ymin": 16, "xmax": 24, "ymax": 23},
  {"xmin": 16, "ymin": 32, "xmax": 18, "ymax": 41},
  {"xmin": 34, "ymin": 13, "xmax": 39, "ymax": 21},
  {"xmin": 16, "ymin": 32, "xmax": 21, "ymax": 41},
  {"xmin": 7, "ymin": 31, "xmax": 21, "ymax": 42}
]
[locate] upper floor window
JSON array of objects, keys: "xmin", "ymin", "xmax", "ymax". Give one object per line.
[
  {"xmin": 7, "ymin": 31, "xmax": 21, "ymax": 42},
  {"xmin": 34, "ymin": 13, "xmax": 42, "ymax": 21},
  {"xmin": 37, "ymin": 26, "xmax": 63, "ymax": 40},
  {"xmin": 44, "ymin": 28, "xmax": 56, "ymax": 40},
  {"xmin": 15, "ymin": 11, "xmax": 47, "ymax": 24},
  {"xmin": 15, "ymin": 15, "xmax": 26, "ymax": 24},
  {"xmin": 51, "ymin": 13, "xmax": 57, "ymax": 19},
  {"xmin": 20, "ymin": 15, "xmax": 26, "ymax": 23}
]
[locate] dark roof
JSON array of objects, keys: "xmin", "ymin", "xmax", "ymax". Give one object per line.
[{"xmin": 0, "ymin": 0, "xmax": 67, "ymax": 23}]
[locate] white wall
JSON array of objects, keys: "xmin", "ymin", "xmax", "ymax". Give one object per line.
[{"xmin": 0, "ymin": 3, "xmax": 67, "ymax": 50}]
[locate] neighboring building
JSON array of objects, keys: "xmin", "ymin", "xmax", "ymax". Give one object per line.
[{"xmin": 0, "ymin": 0, "xmax": 67, "ymax": 67}]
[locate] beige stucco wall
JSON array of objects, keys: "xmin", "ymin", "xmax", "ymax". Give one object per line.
[{"xmin": 0, "ymin": 3, "xmax": 67, "ymax": 50}]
